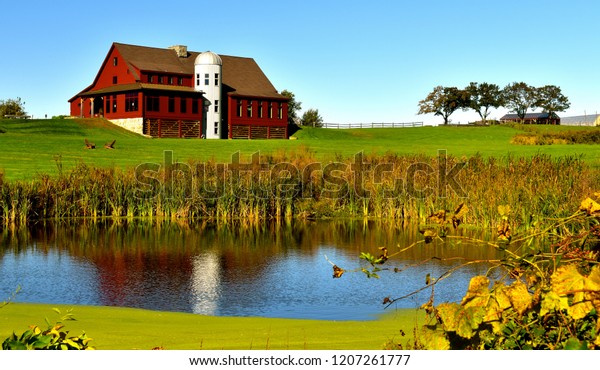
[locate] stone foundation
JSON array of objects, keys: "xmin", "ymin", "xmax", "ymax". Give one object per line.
[{"xmin": 108, "ymin": 118, "xmax": 144, "ymax": 135}]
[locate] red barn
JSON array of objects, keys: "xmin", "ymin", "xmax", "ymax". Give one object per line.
[{"xmin": 69, "ymin": 43, "xmax": 289, "ymax": 139}]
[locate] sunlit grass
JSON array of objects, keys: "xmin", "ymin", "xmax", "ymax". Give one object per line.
[
  {"xmin": 1, "ymin": 118, "xmax": 599, "ymax": 181},
  {"xmin": 0, "ymin": 303, "xmax": 422, "ymax": 350}
]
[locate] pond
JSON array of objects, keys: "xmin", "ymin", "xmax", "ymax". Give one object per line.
[{"xmin": 0, "ymin": 220, "xmax": 505, "ymax": 321}]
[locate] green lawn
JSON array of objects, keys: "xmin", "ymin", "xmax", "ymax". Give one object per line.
[
  {"xmin": 1, "ymin": 118, "xmax": 599, "ymax": 180},
  {"xmin": 0, "ymin": 303, "xmax": 422, "ymax": 350}
]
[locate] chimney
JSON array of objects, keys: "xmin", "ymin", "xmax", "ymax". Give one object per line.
[{"xmin": 169, "ymin": 45, "xmax": 188, "ymax": 58}]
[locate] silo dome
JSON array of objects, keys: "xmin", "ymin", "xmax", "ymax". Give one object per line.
[{"xmin": 195, "ymin": 51, "xmax": 222, "ymax": 66}]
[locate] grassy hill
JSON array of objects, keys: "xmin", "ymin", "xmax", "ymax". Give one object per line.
[{"xmin": 1, "ymin": 118, "xmax": 599, "ymax": 180}]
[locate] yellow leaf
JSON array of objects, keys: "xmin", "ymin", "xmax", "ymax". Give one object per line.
[
  {"xmin": 436, "ymin": 302, "xmax": 460, "ymax": 332},
  {"xmin": 552, "ymin": 264, "xmax": 600, "ymax": 320},
  {"xmin": 484, "ymin": 283, "xmax": 512, "ymax": 323},
  {"xmin": 505, "ymin": 281, "xmax": 532, "ymax": 316},
  {"xmin": 419, "ymin": 327, "xmax": 450, "ymax": 350},
  {"xmin": 540, "ymin": 291, "xmax": 569, "ymax": 316},
  {"xmin": 455, "ymin": 306, "xmax": 485, "ymax": 339},
  {"xmin": 493, "ymin": 284, "xmax": 512, "ymax": 310},
  {"xmin": 461, "ymin": 276, "xmax": 490, "ymax": 307},
  {"xmin": 552, "ymin": 265, "xmax": 585, "ymax": 295},
  {"xmin": 332, "ymin": 265, "xmax": 344, "ymax": 279},
  {"xmin": 498, "ymin": 205, "xmax": 511, "ymax": 217},
  {"xmin": 580, "ymin": 197, "xmax": 600, "ymax": 215}
]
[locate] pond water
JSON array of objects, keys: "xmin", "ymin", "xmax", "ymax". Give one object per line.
[{"xmin": 0, "ymin": 221, "xmax": 505, "ymax": 321}]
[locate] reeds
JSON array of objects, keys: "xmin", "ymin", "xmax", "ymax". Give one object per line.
[{"xmin": 0, "ymin": 152, "xmax": 597, "ymax": 227}]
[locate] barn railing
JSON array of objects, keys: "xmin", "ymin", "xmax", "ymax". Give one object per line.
[{"xmin": 144, "ymin": 119, "xmax": 202, "ymax": 138}]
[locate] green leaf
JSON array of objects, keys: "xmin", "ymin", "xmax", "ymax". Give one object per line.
[
  {"xmin": 564, "ymin": 338, "xmax": 588, "ymax": 350},
  {"xmin": 31, "ymin": 335, "xmax": 53, "ymax": 349}
]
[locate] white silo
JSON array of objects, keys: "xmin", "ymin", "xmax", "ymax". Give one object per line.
[{"xmin": 194, "ymin": 51, "xmax": 223, "ymax": 139}]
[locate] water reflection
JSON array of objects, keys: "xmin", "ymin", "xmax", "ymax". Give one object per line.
[{"xmin": 0, "ymin": 220, "xmax": 506, "ymax": 320}]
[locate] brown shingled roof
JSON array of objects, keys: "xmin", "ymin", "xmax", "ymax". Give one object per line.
[{"xmin": 114, "ymin": 43, "xmax": 285, "ymax": 99}]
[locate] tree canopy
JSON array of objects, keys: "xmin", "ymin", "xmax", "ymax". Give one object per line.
[
  {"xmin": 417, "ymin": 82, "xmax": 570, "ymax": 124},
  {"xmin": 535, "ymin": 85, "xmax": 570, "ymax": 117},
  {"xmin": 418, "ymin": 86, "xmax": 469, "ymax": 125},
  {"xmin": 0, "ymin": 97, "xmax": 27, "ymax": 118},
  {"xmin": 301, "ymin": 108, "xmax": 323, "ymax": 128},
  {"xmin": 281, "ymin": 90, "xmax": 302, "ymax": 125},
  {"xmin": 501, "ymin": 82, "xmax": 538, "ymax": 121},
  {"xmin": 465, "ymin": 82, "xmax": 503, "ymax": 124}
]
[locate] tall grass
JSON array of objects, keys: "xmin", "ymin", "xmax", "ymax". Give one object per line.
[{"xmin": 0, "ymin": 152, "xmax": 597, "ymax": 228}]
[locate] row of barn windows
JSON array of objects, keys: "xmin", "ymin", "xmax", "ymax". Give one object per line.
[
  {"xmin": 237, "ymin": 100, "xmax": 283, "ymax": 119},
  {"xmin": 102, "ymin": 94, "xmax": 207, "ymax": 114},
  {"xmin": 99, "ymin": 94, "xmax": 282, "ymax": 119}
]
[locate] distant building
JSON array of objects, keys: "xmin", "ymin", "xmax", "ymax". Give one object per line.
[
  {"xmin": 69, "ymin": 43, "xmax": 289, "ymax": 139},
  {"xmin": 559, "ymin": 114, "xmax": 600, "ymax": 126},
  {"xmin": 499, "ymin": 112, "xmax": 560, "ymax": 125}
]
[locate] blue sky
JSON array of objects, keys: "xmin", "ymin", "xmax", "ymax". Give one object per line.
[{"xmin": 1, "ymin": 0, "xmax": 598, "ymax": 125}]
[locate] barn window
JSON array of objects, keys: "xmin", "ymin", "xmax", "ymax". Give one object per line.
[
  {"xmin": 112, "ymin": 95, "xmax": 117, "ymax": 113},
  {"xmin": 258, "ymin": 101, "xmax": 263, "ymax": 118},
  {"xmin": 113, "ymin": 57, "xmax": 118, "ymax": 66},
  {"xmin": 178, "ymin": 77, "xmax": 184, "ymax": 85},
  {"xmin": 147, "ymin": 95, "xmax": 160, "ymax": 112},
  {"xmin": 125, "ymin": 93, "xmax": 138, "ymax": 112},
  {"xmin": 214, "ymin": 73, "xmax": 219, "ymax": 86},
  {"xmin": 169, "ymin": 76, "xmax": 174, "ymax": 85},
  {"xmin": 247, "ymin": 100, "xmax": 253, "ymax": 118},
  {"xmin": 204, "ymin": 73, "xmax": 209, "ymax": 86},
  {"xmin": 277, "ymin": 103, "xmax": 283, "ymax": 119},
  {"xmin": 237, "ymin": 100, "xmax": 243, "ymax": 117},
  {"xmin": 112, "ymin": 76, "xmax": 118, "ymax": 84},
  {"xmin": 268, "ymin": 102, "xmax": 273, "ymax": 119},
  {"xmin": 214, "ymin": 100, "xmax": 219, "ymax": 113},
  {"xmin": 214, "ymin": 122, "xmax": 218, "ymax": 135},
  {"xmin": 168, "ymin": 97, "xmax": 175, "ymax": 113},
  {"xmin": 192, "ymin": 98, "xmax": 199, "ymax": 114},
  {"xmin": 196, "ymin": 73, "xmax": 200, "ymax": 86},
  {"xmin": 180, "ymin": 97, "xmax": 187, "ymax": 113},
  {"xmin": 159, "ymin": 76, "xmax": 164, "ymax": 84},
  {"xmin": 148, "ymin": 75, "xmax": 154, "ymax": 83},
  {"xmin": 105, "ymin": 96, "xmax": 111, "ymax": 113}
]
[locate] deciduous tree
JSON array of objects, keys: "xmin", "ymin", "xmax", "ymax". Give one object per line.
[
  {"xmin": 502, "ymin": 82, "xmax": 537, "ymax": 121},
  {"xmin": 301, "ymin": 108, "xmax": 323, "ymax": 128},
  {"xmin": 0, "ymin": 97, "xmax": 26, "ymax": 118},
  {"xmin": 281, "ymin": 90, "xmax": 302, "ymax": 126},
  {"xmin": 536, "ymin": 85, "xmax": 570, "ymax": 120},
  {"xmin": 418, "ymin": 86, "xmax": 469, "ymax": 125},
  {"xmin": 465, "ymin": 82, "xmax": 503, "ymax": 124}
]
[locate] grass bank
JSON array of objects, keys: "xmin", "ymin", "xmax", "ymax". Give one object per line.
[
  {"xmin": 1, "ymin": 118, "xmax": 599, "ymax": 181},
  {"xmin": 0, "ymin": 303, "xmax": 422, "ymax": 350}
]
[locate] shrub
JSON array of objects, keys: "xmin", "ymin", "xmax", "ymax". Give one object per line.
[
  {"xmin": 349, "ymin": 195, "xmax": 600, "ymax": 349},
  {"xmin": 2, "ymin": 308, "xmax": 94, "ymax": 350}
]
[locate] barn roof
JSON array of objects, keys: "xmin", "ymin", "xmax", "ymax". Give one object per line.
[
  {"xmin": 113, "ymin": 43, "xmax": 285, "ymax": 99},
  {"xmin": 500, "ymin": 112, "xmax": 560, "ymax": 120},
  {"xmin": 560, "ymin": 114, "xmax": 600, "ymax": 125}
]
